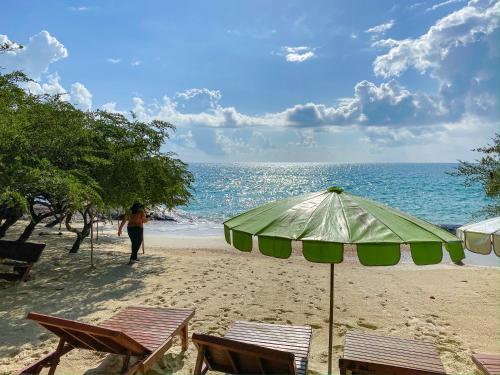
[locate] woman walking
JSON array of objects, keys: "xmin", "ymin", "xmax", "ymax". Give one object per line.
[{"xmin": 118, "ymin": 202, "xmax": 148, "ymax": 264}]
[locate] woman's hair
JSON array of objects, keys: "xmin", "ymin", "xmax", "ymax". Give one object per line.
[{"xmin": 130, "ymin": 202, "xmax": 143, "ymax": 214}]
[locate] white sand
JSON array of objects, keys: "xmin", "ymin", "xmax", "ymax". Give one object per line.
[{"xmin": 0, "ymin": 222, "xmax": 499, "ymax": 374}]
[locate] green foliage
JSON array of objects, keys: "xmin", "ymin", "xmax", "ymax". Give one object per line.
[
  {"xmin": 0, "ymin": 70, "xmax": 193, "ymax": 244},
  {"xmin": 0, "ymin": 189, "xmax": 27, "ymax": 214},
  {"xmin": 88, "ymin": 110, "xmax": 193, "ymax": 211},
  {"xmin": 452, "ymin": 133, "xmax": 500, "ymax": 216}
]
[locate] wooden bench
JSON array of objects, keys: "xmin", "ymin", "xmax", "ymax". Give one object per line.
[
  {"xmin": 473, "ymin": 353, "xmax": 500, "ymax": 375},
  {"xmin": 339, "ymin": 330, "xmax": 446, "ymax": 375},
  {"xmin": 0, "ymin": 240, "xmax": 45, "ymax": 281},
  {"xmin": 192, "ymin": 321, "xmax": 312, "ymax": 375},
  {"xmin": 17, "ymin": 306, "xmax": 194, "ymax": 375}
]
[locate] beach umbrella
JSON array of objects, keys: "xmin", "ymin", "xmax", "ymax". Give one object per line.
[
  {"xmin": 457, "ymin": 217, "xmax": 500, "ymax": 256},
  {"xmin": 223, "ymin": 187, "xmax": 465, "ymax": 374}
]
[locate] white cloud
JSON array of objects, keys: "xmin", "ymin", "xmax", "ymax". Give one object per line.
[
  {"xmin": 281, "ymin": 46, "xmax": 316, "ymax": 63},
  {"xmin": 371, "ymin": 38, "xmax": 400, "ymax": 49},
  {"xmin": 175, "ymin": 88, "xmax": 221, "ymax": 111},
  {"xmin": 373, "ymin": 0, "xmax": 500, "ymax": 121},
  {"xmin": 214, "ymin": 129, "xmax": 247, "ymax": 154},
  {"xmin": 118, "ymin": 78, "xmax": 446, "ymax": 130},
  {"xmin": 293, "ymin": 130, "xmax": 317, "ymax": 147},
  {"xmin": 374, "ymin": 1, "xmax": 500, "ymax": 77},
  {"xmin": 176, "ymin": 130, "xmax": 197, "ymax": 149},
  {"xmin": 23, "ymin": 73, "xmax": 67, "ymax": 97},
  {"xmin": 106, "ymin": 57, "xmax": 121, "ymax": 64},
  {"xmin": 0, "ymin": 31, "xmax": 68, "ymax": 79},
  {"xmin": 365, "ymin": 19, "xmax": 395, "ymax": 35},
  {"xmin": 100, "ymin": 102, "xmax": 120, "ymax": 113},
  {"xmin": 426, "ymin": 0, "xmax": 465, "ymax": 12},
  {"xmin": 409, "ymin": 2, "xmax": 425, "ymax": 9},
  {"xmin": 0, "ymin": 31, "xmax": 95, "ymax": 111},
  {"xmin": 69, "ymin": 6, "xmax": 89, "ymax": 11},
  {"xmin": 131, "ymin": 59, "xmax": 142, "ymax": 66},
  {"xmin": 71, "ymin": 82, "xmax": 92, "ymax": 110}
]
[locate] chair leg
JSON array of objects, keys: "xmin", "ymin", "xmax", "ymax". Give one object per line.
[
  {"xmin": 20, "ymin": 264, "xmax": 33, "ymax": 282},
  {"xmin": 180, "ymin": 325, "xmax": 188, "ymax": 351},
  {"xmin": 16, "ymin": 342, "xmax": 73, "ymax": 375},
  {"xmin": 121, "ymin": 352, "xmax": 131, "ymax": 374},
  {"xmin": 193, "ymin": 346, "xmax": 206, "ymax": 375},
  {"xmin": 47, "ymin": 338, "xmax": 66, "ymax": 375}
]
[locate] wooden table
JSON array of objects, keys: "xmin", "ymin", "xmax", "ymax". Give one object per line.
[
  {"xmin": 473, "ymin": 353, "xmax": 500, "ymax": 375},
  {"xmin": 224, "ymin": 321, "xmax": 313, "ymax": 375},
  {"xmin": 339, "ymin": 330, "xmax": 446, "ymax": 375}
]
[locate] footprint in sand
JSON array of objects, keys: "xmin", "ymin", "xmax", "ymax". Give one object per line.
[{"xmin": 356, "ymin": 320, "xmax": 378, "ymax": 330}]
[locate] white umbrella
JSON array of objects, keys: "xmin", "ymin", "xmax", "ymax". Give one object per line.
[{"xmin": 457, "ymin": 217, "xmax": 500, "ymax": 256}]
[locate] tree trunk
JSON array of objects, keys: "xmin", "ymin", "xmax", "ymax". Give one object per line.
[
  {"xmin": 66, "ymin": 207, "xmax": 93, "ymax": 254},
  {"xmin": 17, "ymin": 218, "xmax": 40, "ymax": 242},
  {"xmin": 69, "ymin": 234, "xmax": 84, "ymax": 253},
  {"xmin": 45, "ymin": 215, "xmax": 65, "ymax": 228},
  {"xmin": 17, "ymin": 201, "xmax": 54, "ymax": 242},
  {"xmin": 0, "ymin": 217, "xmax": 18, "ymax": 238},
  {"xmin": 0, "ymin": 204, "xmax": 23, "ymax": 239}
]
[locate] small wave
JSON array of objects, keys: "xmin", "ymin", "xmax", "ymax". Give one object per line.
[{"xmin": 146, "ymin": 208, "xmax": 223, "ymax": 237}]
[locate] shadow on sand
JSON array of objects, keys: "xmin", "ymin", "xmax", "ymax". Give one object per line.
[{"xmin": 0, "ymin": 225, "xmax": 165, "ymax": 362}]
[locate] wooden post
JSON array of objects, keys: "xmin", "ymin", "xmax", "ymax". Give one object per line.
[
  {"xmin": 328, "ymin": 263, "xmax": 334, "ymax": 375},
  {"xmin": 90, "ymin": 215, "xmax": 94, "ymax": 268}
]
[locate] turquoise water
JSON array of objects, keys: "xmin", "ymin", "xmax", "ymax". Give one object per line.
[
  {"xmin": 147, "ymin": 162, "xmax": 500, "ymax": 266},
  {"xmin": 148, "ymin": 162, "xmax": 491, "ymax": 236}
]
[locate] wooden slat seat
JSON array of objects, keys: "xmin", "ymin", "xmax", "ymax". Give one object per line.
[
  {"xmin": 192, "ymin": 321, "xmax": 312, "ymax": 375},
  {"xmin": 0, "ymin": 240, "xmax": 45, "ymax": 281},
  {"xmin": 473, "ymin": 353, "xmax": 500, "ymax": 375},
  {"xmin": 17, "ymin": 307, "xmax": 194, "ymax": 375},
  {"xmin": 339, "ymin": 330, "xmax": 446, "ymax": 375}
]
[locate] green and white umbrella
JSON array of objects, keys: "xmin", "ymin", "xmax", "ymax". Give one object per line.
[
  {"xmin": 223, "ymin": 187, "xmax": 464, "ymax": 374},
  {"xmin": 457, "ymin": 216, "xmax": 500, "ymax": 256}
]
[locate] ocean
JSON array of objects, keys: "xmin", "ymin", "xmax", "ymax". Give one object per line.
[
  {"xmin": 145, "ymin": 162, "xmax": 500, "ymax": 266},
  {"xmin": 147, "ymin": 162, "xmax": 491, "ymax": 235}
]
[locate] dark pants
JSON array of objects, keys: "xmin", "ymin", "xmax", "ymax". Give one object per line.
[{"xmin": 127, "ymin": 226, "xmax": 143, "ymax": 260}]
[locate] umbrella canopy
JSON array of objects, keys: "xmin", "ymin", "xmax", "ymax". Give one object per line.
[
  {"xmin": 223, "ymin": 187, "xmax": 464, "ymax": 374},
  {"xmin": 457, "ymin": 217, "xmax": 500, "ymax": 256},
  {"xmin": 224, "ymin": 187, "xmax": 465, "ymax": 265}
]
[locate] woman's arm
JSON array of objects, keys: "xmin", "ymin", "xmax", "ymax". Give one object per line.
[
  {"xmin": 118, "ymin": 216, "xmax": 127, "ymax": 236},
  {"xmin": 142, "ymin": 211, "xmax": 149, "ymax": 224}
]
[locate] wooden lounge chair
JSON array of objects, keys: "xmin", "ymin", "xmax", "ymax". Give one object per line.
[
  {"xmin": 17, "ymin": 306, "xmax": 194, "ymax": 375},
  {"xmin": 473, "ymin": 353, "xmax": 500, "ymax": 375},
  {"xmin": 0, "ymin": 240, "xmax": 45, "ymax": 281},
  {"xmin": 339, "ymin": 330, "xmax": 446, "ymax": 375},
  {"xmin": 192, "ymin": 320, "xmax": 312, "ymax": 375}
]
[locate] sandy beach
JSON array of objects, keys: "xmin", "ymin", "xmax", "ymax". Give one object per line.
[{"xmin": 0, "ymin": 221, "xmax": 499, "ymax": 375}]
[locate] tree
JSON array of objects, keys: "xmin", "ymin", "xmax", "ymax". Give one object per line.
[
  {"xmin": 0, "ymin": 72, "xmax": 34, "ymax": 237},
  {"xmin": 0, "ymin": 80, "xmax": 104, "ymax": 242},
  {"xmin": 452, "ymin": 133, "xmax": 500, "ymax": 216},
  {"xmin": 0, "ymin": 71, "xmax": 194, "ymax": 252},
  {"xmin": 91, "ymin": 111, "xmax": 193, "ymax": 210}
]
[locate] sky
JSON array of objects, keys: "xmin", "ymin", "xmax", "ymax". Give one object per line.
[{"xmin": 1, "ymin": 0, "xmax": 499, "ymax": 163}]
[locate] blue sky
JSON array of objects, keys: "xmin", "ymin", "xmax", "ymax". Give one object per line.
[{"xmin": 1, "ymin": 0, "xmax": 499, "ymax": 162}]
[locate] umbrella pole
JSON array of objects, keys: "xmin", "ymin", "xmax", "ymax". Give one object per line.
[{"xmin": 328, "ymin": 263, "xmax": 334, "ymax": 375}]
